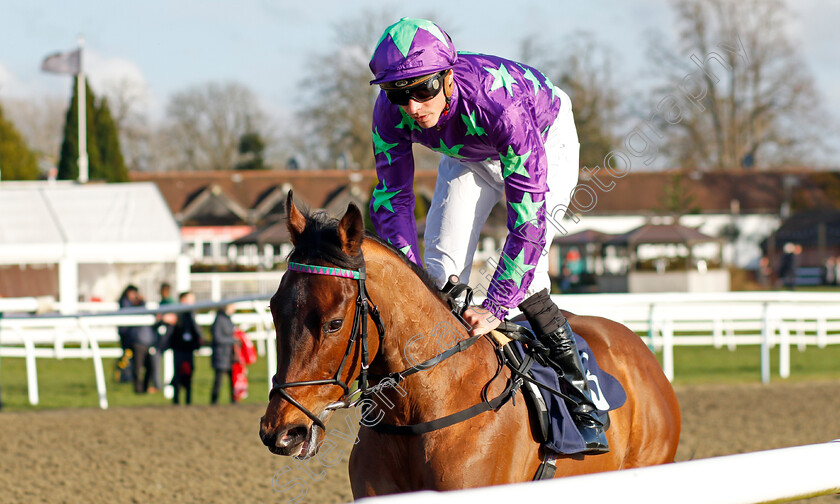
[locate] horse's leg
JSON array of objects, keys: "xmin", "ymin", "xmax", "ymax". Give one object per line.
[{"xmin": 349, "ymin": 428, "xmax": 409, "ymax": 497}]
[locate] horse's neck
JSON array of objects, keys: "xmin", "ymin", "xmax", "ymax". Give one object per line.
[
  {"xmin": 362, "ymin": 242, "xmax": 486, "ymax": 422},
  {"xmin": 363, "ymin": 242, "xmax": 464, "ymax": 372}
]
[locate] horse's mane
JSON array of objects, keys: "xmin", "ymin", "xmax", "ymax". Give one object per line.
[{"xmin": 287, "ymin": 209, "xmax": 446, "ymax": 303}]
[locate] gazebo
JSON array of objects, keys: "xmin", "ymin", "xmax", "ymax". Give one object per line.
[
  {"xmin": 606, "ymin": 223, "xmax": 725, "ymax": 269},
  {"xmin": 0, "ymin": 181, "xmax": 188, "ymax": 313},
  {"xmin": 555, "ymin": 223, "xmax": 729, "ymax": 293}
]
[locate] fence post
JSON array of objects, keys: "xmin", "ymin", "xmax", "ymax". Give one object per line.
[
  {"xmin": 779, "ymin": 323, "xmax": 790, "ymax": 379},
  {"xmin": 19, "ymin": 329, "xmax": 40, "ymax": 406},
  {"xmin": 211, "ymin": 274, "xmax": 222, "ymax": 302},
  {"xmin": 662, "ymin": 320, "xmax": 674, "ymax": 382},
  {"xmin": 646, "ymin": 303, "xmax": 656, "ymax": 351},
  {"xmin": 761, "ymin": 302, "xmax": 771, "ymax": 384},
  {"xmin": 817, "ymin": 317, "xmax": 827, "ymax": 348},
  {"xmin": 712, "ymin": 318, "xmax": 723, "ymax": 349},
  {"xmin": 78, "ymin": 319, "xmax": 109, "ymax": 409}
]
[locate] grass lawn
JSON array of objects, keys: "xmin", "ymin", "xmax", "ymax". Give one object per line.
[
  {"xmin": 0, "ymin": 351, "xmax": 272, "ymax": 411},
  {"xmin": 663, "ymin": 344, "xmax": 840, "ymax": 385},
  {"xmin": 1, "ymin": 342, "xmax": 839, "ymax": 411}
]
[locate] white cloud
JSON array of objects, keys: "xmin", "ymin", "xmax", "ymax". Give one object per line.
[
  {"xmin": 84, "ymin": 51, "xmax": 154, "ymax": 111},
  {"xmin": 0, "ymin": 61, "xmax": 31, "ymax": 98}
]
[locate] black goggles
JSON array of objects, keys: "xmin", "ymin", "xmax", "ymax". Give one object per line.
[{"xmin": 380, "ymin": 71, "xmax": 446, "ymax": 106}]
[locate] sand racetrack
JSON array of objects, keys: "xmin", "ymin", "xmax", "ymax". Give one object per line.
[{"xmin": 1, "ymin": 381, "xmax": 839, "ymax": 503}]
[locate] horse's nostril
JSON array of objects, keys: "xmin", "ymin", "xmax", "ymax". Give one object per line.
[{"xmin": 278, "ymin": 425, "xmax": 308, "ymax": 449}]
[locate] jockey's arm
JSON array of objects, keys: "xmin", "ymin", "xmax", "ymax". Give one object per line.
[
  {"xmin": 475, "ymin": 108, "xmax": 550, "ymax": 332},
  {"xmin": 369, "ymin": 98, "xmax": 422, "ymax": 264}
]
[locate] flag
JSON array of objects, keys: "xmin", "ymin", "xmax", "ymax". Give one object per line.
[{"xmin": 41, "ymin": 49, "xmax": 80, "ymax": 75}]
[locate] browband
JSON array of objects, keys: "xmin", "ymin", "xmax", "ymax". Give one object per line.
[{"xmin": 287, "ymin": 261, "xmax": 362, "ymax": 280}]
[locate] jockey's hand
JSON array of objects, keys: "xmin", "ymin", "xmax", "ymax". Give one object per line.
[{"xmin": 462, "ymin": 305, "xmax": 501, "ymax": 337}]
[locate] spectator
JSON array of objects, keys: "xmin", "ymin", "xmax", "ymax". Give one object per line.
[
  {"xmin": 169, "ymin": 291, "xmax": 202, "ymax": 405},
  {"xmin": 779, "ymin": 243, "xmax": 797, "ymax": 290},
  {"xmin": 117, "ymin": 285, "xmax": 140, "ymax": 351},
  {"xmin": 757, "ymin": 256, "xmax": 773, "ymax": 288},
  {"xmin": 131, "ymin": 293, "xmax": 158, "ymax": 394},
  {"xmin": 210, "ymin": 304, "xmax": 240, "ymax": 404},
  {"xmin": 151, "ymin": 282, "xmax": 177, "ymax": 392},
  {"xmin": 116, "ymin": 285, "xmax": 140, "ymax": 383},
  {"xmin": 158, "ymin": 282, "xmax": 174, "ymax": 305},
  {"xmin": 825, "ymin": 257, "xmax": 836, "ymax": 286}
]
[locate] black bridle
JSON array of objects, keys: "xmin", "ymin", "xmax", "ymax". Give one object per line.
[
  {"xmin": 268, "ymin": 260, "xmax": 520, "ymax": 436},
  {"xmin": 269, "ymin": 261, "xmax": 385, "ymax": 430}
]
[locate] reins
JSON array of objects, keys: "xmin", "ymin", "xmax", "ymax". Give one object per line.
[{"xmin": 269, "ymin": 259, "xmax": 541, "ymax": 436}]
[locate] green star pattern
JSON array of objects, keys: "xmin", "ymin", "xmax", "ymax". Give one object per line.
[
  {"xmin": 484, "ymin": 63, "xmax": 516, "ymax": 96},
  {"xmin": 373, "ymin": 128, "xmax": 399, "ymax": 165},
  {"xmin": 432, "ymin": 139, "xmax": 466, "ymax": 158},
  {"xmin": 497, "ymin": 249, "xmax": 536, "ymax": 288},
  {"xmin": 374, "ymin": 18, "xmax": 448, "ymax": 58},
  {"xmin": 396, "ymin": 108, "xmax": 422, "ymax": 132},
  {"xmin": 372, "ymin": 182, "xmax": 401, "ymax": 213},
  {"xmin": 387, "ymin": 239, "xmax": 412, "ymax": 256},
  {"xmin": 500, "ymin": 145, "xmax": 532, "ymax": 179},
  {"xmin": 509, "ymin": 193, "xmax": 544, "ymax": 229},
  {"xmin": 521, "ymin": 67, "xmax": 542, "ymax": 95},
  {"xmin": 461, "ymin": 111, "xmax": 486, "ymax": 136},
  {"xmin": 543, "ymin": 73, "xmax": 561, "ymax": 102}
]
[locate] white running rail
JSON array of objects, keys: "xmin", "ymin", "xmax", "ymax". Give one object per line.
[
  {"xmin": 355, "ymin": 441, "xmax": 840, "ymax": 504},
  {"xmin": 3, "ymin": 290, "xmax": 840, "ymax": 408}
]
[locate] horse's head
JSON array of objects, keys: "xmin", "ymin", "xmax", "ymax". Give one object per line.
[{"xmin": 259, "ymin": 191, "xmax": 379, "ymax": 458}]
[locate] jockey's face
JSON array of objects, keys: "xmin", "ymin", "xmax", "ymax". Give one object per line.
[{"xmin": 399, "ymin": 72, "xmax": 450, "ymax": 129}]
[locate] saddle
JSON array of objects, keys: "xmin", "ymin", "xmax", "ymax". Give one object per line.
[{"xmin": 441, "ymin": 278, "xmax": 626, "ymax": 462}]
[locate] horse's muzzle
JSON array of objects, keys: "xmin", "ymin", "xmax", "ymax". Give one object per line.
[{"xmin": 260, "ymin": 418, "xmax": 322, "ymax": 459}]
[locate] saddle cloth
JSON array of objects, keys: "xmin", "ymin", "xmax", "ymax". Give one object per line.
[{"xmin": 508, "ymin": 324, "xmax": 626, "ymax": 455}]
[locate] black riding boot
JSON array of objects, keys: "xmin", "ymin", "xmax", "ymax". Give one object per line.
[{"xmin": 519, "ymin": 290, "xmax": 609, "ymax": 454}]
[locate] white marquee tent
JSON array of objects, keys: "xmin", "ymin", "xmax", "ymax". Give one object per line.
[{"xmin": 0, "ymin": 181, "xmax": 189, "ymax": 313}]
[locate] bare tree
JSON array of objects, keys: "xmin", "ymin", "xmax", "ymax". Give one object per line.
[
  {"xmin": 163, "ymin": 81, "xmax": 267, "ymax": 171},
  {"xmin": 521, "ymin": 32, "xmax": 623, "ymax": 172},
  {"xmin": 1, "ymin": 96, "xmax": 65, "ymax": 162},
  {"xmin": 294, "ymin": 9, "xmax": 445, "ymax": 171},
  {"xmin": 99, "ymin": 76, "xmax": 151, "ymax": 171},
  {"xmin": 294, "ymin": 11, "xmax": 389, "ymax": 171},
  {"xmin": 647, "ymin": 0, "xmax": 827, "ymax": 170}
]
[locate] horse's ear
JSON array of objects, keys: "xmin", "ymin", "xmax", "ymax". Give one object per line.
[
  {"xmin": 338, "ymin": 203, "xmax": 364, "ymax": 256},
  {"xmin": 286, "ymin": 190, "xmax": 306, "ymax": 244}
]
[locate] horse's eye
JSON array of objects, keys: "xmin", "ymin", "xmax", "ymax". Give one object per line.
[{"xmin": 324, "ymin": 319, "xmax": 344, "ymax": 334}]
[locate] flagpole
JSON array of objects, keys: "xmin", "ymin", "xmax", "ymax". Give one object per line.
[{"xmin": 77, "ymin": 35, "xmax": 88, "ymax": 184}]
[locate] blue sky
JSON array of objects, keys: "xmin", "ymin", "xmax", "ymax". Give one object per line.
[{"xmin": 1, "ymin": 0, "xmax": 838, "ymax": 160}]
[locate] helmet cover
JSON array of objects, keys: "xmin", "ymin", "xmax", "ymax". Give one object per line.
[{"xmin": 369, "ymin": 17, "xmax": 457, "ymax": 85}]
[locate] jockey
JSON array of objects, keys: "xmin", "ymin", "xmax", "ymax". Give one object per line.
[{"xmin": 368, "ymin": 17, "xmax": 608, "ymax": 454}]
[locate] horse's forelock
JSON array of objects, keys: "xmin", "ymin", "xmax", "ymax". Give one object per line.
[{"xmin": 287, "ymin": 210, "xmax": 364, "ymax": 270}]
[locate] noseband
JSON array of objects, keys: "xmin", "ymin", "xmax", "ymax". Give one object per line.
[{"xmin": 269, "ymin": 261, "xmax": 385, "ymax": 430}]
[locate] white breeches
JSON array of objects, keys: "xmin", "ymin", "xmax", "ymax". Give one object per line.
[{"xmin": 424, "ymin": 88, "xmax": 580, "ymax": 299}]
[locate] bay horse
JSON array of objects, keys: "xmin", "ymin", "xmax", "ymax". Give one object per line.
[{"xmin": 260, "ymin": 194, "xmax": 680, "ymax": 497}]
